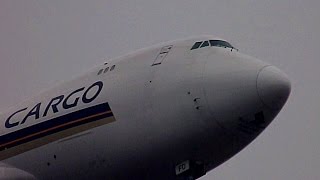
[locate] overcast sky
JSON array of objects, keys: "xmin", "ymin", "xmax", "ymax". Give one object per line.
[{"xmin": 0, "ymin": 0, "xmax": 319, "ymax": 179}]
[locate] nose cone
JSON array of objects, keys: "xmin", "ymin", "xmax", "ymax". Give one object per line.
[{"xmin": 257, "ymin": 66, "xmax": 291, "ymax": 110}]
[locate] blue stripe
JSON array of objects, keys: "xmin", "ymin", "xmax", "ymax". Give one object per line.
[{"xmin": 0, "ymin": 102, "xmax": 113, "ymax": 150}]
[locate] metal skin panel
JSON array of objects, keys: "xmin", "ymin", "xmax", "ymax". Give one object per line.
[{"xmin": 0, "ymin": 36, "xmax": 290, "ymax": 179}]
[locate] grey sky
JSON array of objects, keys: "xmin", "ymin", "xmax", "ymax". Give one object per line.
[{"xmin": 0, "ymin": 0, "xmax": 319, "ymax": 179}]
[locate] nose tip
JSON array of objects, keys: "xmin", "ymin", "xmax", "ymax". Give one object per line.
[{"xmin": 257, "ymin": 66, "xmax": 291, "ymax": 110}]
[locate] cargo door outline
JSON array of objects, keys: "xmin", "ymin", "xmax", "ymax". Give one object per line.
[{"xmin": 152, "ymin": 45, "xmax": 173, "ymax": 66}]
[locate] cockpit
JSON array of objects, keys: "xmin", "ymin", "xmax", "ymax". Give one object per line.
[{"xmin": 190, "ymin": 40, "xmax": 234, "ymax": 50}]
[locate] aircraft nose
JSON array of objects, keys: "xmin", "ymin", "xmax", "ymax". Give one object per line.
[{"xmin": 257, "ymin": 66, "xmax": 291, "ymax": 110}]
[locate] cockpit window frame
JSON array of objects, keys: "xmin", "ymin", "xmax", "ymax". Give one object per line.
[
  {"xmin": 190, "ymin": 39, "xmax": 235, "ymax": 50},
  {"xmin": 200, "ymin": 41, "xmax": 210, "ymax": 48}
]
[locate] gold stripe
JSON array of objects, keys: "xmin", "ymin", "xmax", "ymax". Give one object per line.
[
  {"xmin": 0, "ymin": 116, "xmax": 115, "ymax": 160},
  {"xmin": 0, "ymin": 110, "xmax": 112, "ymax": 149}
]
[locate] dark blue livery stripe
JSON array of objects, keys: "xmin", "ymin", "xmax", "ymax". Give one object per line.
[{"xmin": 0, "ymin": 102, "xmax": 113, "ymax": 151}]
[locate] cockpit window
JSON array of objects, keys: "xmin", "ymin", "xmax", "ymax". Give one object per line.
[
  {"xmin": 200, "ymin": 41, "xmax": 209, "ymax": 48},
  {"xmin": 209, "ymin": 40, "xmax": 234, "ymax": 48},
  {"xmin": 190, "ymin": 41, "xmax": 202, "ymax": 50},
  {"xmin": 191, "ymin": 40, "xmax": 235, "ymax": 50}
]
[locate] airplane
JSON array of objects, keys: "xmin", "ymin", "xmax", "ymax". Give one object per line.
[{"xmin": 0, "ymin": 35, "xmax": 291, "ymax": 179}]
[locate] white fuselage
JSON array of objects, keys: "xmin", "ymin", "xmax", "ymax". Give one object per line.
[{"xmin": 0, "ymin": 36, "xmax": 291, "ymax": 179}]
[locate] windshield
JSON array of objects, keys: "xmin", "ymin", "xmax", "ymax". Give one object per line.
[
  {"xmin": 190, "ymin": 40, "xmax": 235, "ymax": 50},
  {"xmin": 209, "ymin": 40, "xmax": 234, "ymax": 48}
]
